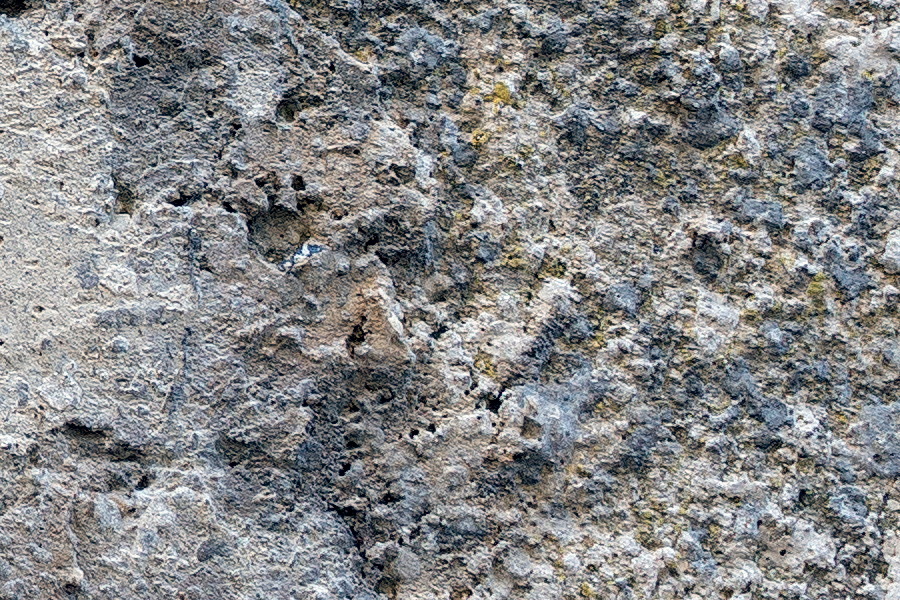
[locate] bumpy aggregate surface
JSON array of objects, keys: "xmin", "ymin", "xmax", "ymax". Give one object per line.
[{"xmin": 0, "ymin": 0, "xmax": 898, "ymax": 598}]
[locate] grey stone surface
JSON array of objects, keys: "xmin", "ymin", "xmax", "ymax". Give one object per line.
[{"xmin": 0, "ymin": 0, "xmax": 897, "ymax": 599}]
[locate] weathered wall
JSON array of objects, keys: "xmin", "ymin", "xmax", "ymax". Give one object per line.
[{"xmin": 0, "ymin": 0, "xmax": 898, "ymax": 598}]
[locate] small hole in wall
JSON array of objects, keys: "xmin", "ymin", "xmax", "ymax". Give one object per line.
[
  {"xmin": 291, "ymin": 174, "xmax": 306, "ymax": 191},
  {"xmin": 0, "ymin": 0, "xmax": 30, "ymax": 17},
  {"xmin": 335, "ymin": 504, "xmax": 358, "ymax": 518},
  {"xmin": 133, "ymin": 54, "xmax": 150, "ymax": 67},
  {"xmin": 276, "ymin": 100, "xmax": 297, "ymax": 123},
  {"xmin": 168, "ymin": 190, "xmax": 199, "ymax": 207}
]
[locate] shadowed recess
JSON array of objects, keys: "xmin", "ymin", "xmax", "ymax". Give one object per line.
[{"xmin": 0, "ymin": 0, "xmax": 28, "ymax": 16}]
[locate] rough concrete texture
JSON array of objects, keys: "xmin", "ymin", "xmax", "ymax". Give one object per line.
[{"xmin": 0, "ymin": 0, "xmax": 898, "ymax": 598}]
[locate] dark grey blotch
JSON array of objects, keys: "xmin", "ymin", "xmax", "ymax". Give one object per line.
[{"xmin": 75, "ymin": 261, "xmax": 100, "ymax": 290}]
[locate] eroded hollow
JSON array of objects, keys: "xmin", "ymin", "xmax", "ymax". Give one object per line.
[
  {"xmin": 0, "ymin": 0, "xmax": 29, "ymax": 17},
  {"xmin": 247, "ymin": 206, "xmax": 309, "ymax": 262}
]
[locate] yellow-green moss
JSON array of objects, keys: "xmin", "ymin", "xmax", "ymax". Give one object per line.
[
  {"xmin": 474, "ymin": 352, "xmax": 497, "ymax": 378},
  {"xmin": 485, "ymin": 82, "xmax": 516, "ymax": 107},
  {"xmin": 588, "ymin": 330, "xmax": 607, "ymax": 350},
  {"xmin": 539, "ymin": 258, "xmax": 567, "ymax": 278},
  {"xmin": 502, "ymin": 244, "xmax": 529, "ymax": 269},
  {"xmin": 352, "ymin": 48, "xmax": 372, "ymax": 62},
  {"xmin": 807, "ymin": 272, "xmax": 828, "ymax": 300},
  {"xmin": 741, "ymin": 309, "xmax": 761, "ymax": 323},
  {"xmin": 796, "ymin": 457, "xmax": 816, "ymax": 473},
  {"xmin": 471, "ymin": 129, "xmax": 491, "ymax": 147}
]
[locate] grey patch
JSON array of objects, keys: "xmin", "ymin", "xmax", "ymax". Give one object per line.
[
  {"xmin": 603, "ymin": 283, "xmax": 640, "ymax": 316},
  {"xmin": 196, "ymin": 539, "xmax": 231, "ymax": 563},
  {"xmin": 74, "ymin": 261, "xmax": 100, "ymax": 289}
]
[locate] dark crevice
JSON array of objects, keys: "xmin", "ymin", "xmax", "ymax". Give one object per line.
[
  {"xmin": 346, "ymin": 316, "xmax": 368, "ymax": 354},
  {"xmin": 0, "ymin": 0, "xmax": 29, "ymax": 17},
  {"xmin": 380, "ymin": 492, "xmax": 400, "ymax": 504},
  {"xmin": 168, "ymin": 190, "xmax": 200, "ymax": 207},
  {"xmin": 62, "ymin": 421, "xmax": 107, "ymax": 441},
  {"xmin": 60, "ymin": 421, "xmax": 145, "ymax": 462},
  {"xmin": 333, "ymin": 504, "xmax": 359, "ymax": 519}
]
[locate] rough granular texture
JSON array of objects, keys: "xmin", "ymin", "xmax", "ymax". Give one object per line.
[{"xmin": 0, "ymin": 0, "xmax": 898, "ymax": 598}]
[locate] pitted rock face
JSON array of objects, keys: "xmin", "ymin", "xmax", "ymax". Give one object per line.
[{"xmin": 0, "ymin": 1, "xmax": 898, "ymax": 599}]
